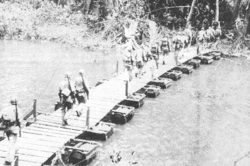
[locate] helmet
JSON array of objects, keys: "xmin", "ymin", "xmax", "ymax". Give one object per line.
[
  {"xmin": 65, "ymin": 72, "xmax": 71, "ymax": 78},
  {"xmin": 79, "ymin": 69, "xmax": 85, "ymax": 76},
  {"xmin": 10, "ymin": 99, "xmax": 17, "ymax": 105}
]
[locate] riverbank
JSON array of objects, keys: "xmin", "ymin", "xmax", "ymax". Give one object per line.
[{"xmin": 0, "ymin": 1, "xmax": 116, "ymax": 51}]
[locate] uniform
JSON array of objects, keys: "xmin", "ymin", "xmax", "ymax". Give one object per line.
[
  {"xmin": 122, "ymin": 48, "xmax": 133, "ymax": 81},
  {"xmin": 173, "ymin": 40, "xmax": 182, "ymax": 65},
  {"xmin": 0, "ymin": 101, "xmax": 23, "ymax": 165},
  {"xmin": 75, "ymin": 75, "xmax": 89, "ymax": 104},
  {"xmin": 135, "ymin": 47, "xmax": 144, "ymax": 77},
  {"xmin": 74, "ymin": 70, "xmax": 90, "ymax": 117},
  {"xmin": 59, "ymin": 76, "xmax": 75, "ymax": 126},
  {"xmin": 151, "ymin": 44, "xmax": 160, "ymax": 69},
  {"xmin": 161, "ymin": 38, "xmax": 170, "ymax": 65},
  {"xmin": 197, "ymin": 28, "xmax": 207, "ymax": 48},
  {"xmin": 206, "ymin": 27, "xmax": 215, "ymax": 42}
]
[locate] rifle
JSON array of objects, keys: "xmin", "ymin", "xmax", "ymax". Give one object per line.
[
  {"xmin": 15, "ymin": 99, "xmax": 21, "ymax": 137},
  {"xmin": 81, "ymin": 75, "xmax": 89, "ymax": 100}
]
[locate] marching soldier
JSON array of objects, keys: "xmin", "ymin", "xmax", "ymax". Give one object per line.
[
  {"xmin": 0, "ymin": 99, "xmax": 23, "ymax": 165},
  {"xmin": 135, "ymin": 45, "xmax": 145, "ymax": 78},
  {"xmin": 161, "ymin": 37, "xmax": 171, "ymax": 65},
  {"xmin": 197, "ymin": 27, "xmax": 207, "ymax": 49},
  {"xmin": 59, "ymin": 72, "xmax": 75, "ymax": 126},
  {"xmin": 214, "ymin": 22, "xmax": 222, "ymax": 41},
  {"xmin": 122, "ymin": 46, "xmax": 133, "ymax": 81},
  {"xmin": 173, "ymin": 39, "xmax": 182, "ymax": 66},
  {"xmin": 74, "ymin": 69, "xmax": 90, "ymax": 117},
  {"xmin": 151, "ymin": 42, "xmax": 161, "ymax": 69}
]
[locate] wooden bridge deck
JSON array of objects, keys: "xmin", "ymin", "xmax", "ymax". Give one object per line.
[{"xmin": 0, "ymin": 48, "xmax": 199, "ymax": 166}]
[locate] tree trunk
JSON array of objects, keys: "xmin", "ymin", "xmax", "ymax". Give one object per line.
[
  {"xmin": 233, "ymin": 0, "xmax": 242, "ymax": 21},
  {"xmin": 245, "ymin": 1, "xmax": 250, "ymax": 35},
  {"xmin": 215, "ymin": 0, "xmax": 219, "ymax": 22},
  {"xmin": 186, "ymin": 0, "xmax": 197, "ymax": 28},
  {"xmin": 85, "ymin": 0, "xmax": 92, "ymax": 14}
]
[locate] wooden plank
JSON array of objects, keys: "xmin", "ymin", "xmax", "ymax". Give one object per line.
[
  {"xmin": 0, "ymin": 158, "xmax": 40, "ymax": 166},
  {"xmin": 36, "ymin": 116, "xmax": 86, "ymax": 129},
  {"xmin": 0, "ymin": 146, "xmax": 52, "ymax": 158},
  {"xmin": 92, "ymin": 89, "xmax": 126, "ymax": 95},
  {"xmin": 22, "ymin": 129, "xmax": 72, "ymax": 140},
  {"xmin": 20, "ymin": 132, "xmax": 69, "ymax": 144},
  {"xmin": 91, "ymin": 90, "xmax": 125, "ymax": 96},
  {"xmin": 51, "ymin": 110, "xmax": 107, "ymax": 121},
  {"xmin": 30, "ymin": 123, "xmax": 81, "ymax": 135},
  {"xmin": 87, "ymin": 101, "xmax": 118, "ymax": 108},
  {"xmin": 0, "ymin": 141, "xmax": 57, "ymax": 153},
  {"xmin": 91, "ymin": 94, "xmax": 125, "ymax": 99},
  {"xmin": 19, "ymin": 136, "xmax": 67, "ymax": 146},
  {"xmin": 26, "ymin": 126, "xmax": 76, "ymax": 137},
  {"xmin": 18, "ymin": 161, "xmax": 41, "ymax": 166},
  {"xmin": 18, "ymin": 154, "xmax": 47, "ymax": 164},
  {"xmin": 38, "ymin": 114, "xmax": 86, "ymax": 124},
  {"xmin": 90, "ymin": 96, "xmax": 122, "ymax": 102},
  {"xmin": 89, "ymin": 97, "xmax": 121, "ymax": 103},
  {"xmin": 37, "ymin": 114, "xmax": 85, "ymax": 126},
  {"xmin": 0, "ymin": 136, "xmax": 64, "ymax": 148},
  {"xmin": 35, "ymin": 120, "xmax": 83, "ymax": 131},
  {"xmin": 47, "ymin": 114, "xmax": 96, "ymax": 123},
  {"xmin": 24, "ymin": 125, "xmax": 76, "ymax": 136}
]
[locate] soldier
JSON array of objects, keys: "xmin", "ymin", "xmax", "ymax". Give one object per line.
[
  {"xmin": 161, "ymin": 37, "xmax": 171, "ymax": 65},
  {"xmin": 173, "ymin": 40, "xmax": 182, "ymax": 66},
  {"xmin": 0, "ymin": 99, "xmax": 23, "ymax": 165},
  {"xmin": 151, "ymin": 42, "xmax": 161, "ymax": 69},
  {"xmin": 197, "ymin": 27, "xmax": 207, "ymax": 49},
  {"xmin": 122, "ymin": 47, "xmax": 133, "ymax": 81},
  {"xmin": 214, "ymin": 22, "xmax": 222, "ymax": 41},
  {"xmin": 134, "ymin": 45, "xmax": 145, "ymax": 78},
  {"xmin": 59, "ymin": 72, "xmax": 75, "ymax": 126},
  {"xmin": 206, "ymin": 26, "xmax": 215, "ymax": 42},
  {"xmin": 74, "ymin": 69, "xmax": 89, "ymax": 116}
]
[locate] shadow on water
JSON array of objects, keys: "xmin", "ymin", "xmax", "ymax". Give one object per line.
[{"xmin": 0, "ymin": 40, "xmax": 122, "ymax": 113}]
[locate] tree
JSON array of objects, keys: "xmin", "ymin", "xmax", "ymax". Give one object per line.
[
  {"xmin": 233, "ymin": 0, "xmax": 242, "ymax": 21},
  {"xmin": 245, "ymin": 1, "xmax": 250, "ymax": 35},
  {"xmin": 186, "ymin": 0, "xmax": 197, "ymax": 28},
  {"xmin": 215, "ymin": 0, "xmax": 219, "ymax": 22}
]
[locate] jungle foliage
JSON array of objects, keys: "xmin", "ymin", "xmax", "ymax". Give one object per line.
[{"xmin": 0, "ymin": 0, "xmax": 249, "ymax": 51}]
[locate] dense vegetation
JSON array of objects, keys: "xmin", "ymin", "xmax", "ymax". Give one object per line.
[{"xmin": 0, "ymin": 0, "xmax": 249, "ymax": 51}]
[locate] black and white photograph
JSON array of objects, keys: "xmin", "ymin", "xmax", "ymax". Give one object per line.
[{"xmin": 0, "ymin": 0, "xmax": 250, "ymax": 165}]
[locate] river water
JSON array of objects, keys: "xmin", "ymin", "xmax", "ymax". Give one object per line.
[
  {"xmin": 93, "ymin": 57, "xmax": 250, "ymax": 166},
  {"xmin": 1, "ymin": 41, "xmax": 250, "ymax": 166},
  {"xmin": 0, "ymin": 41, "xmax": 121, "ymax": 113}
]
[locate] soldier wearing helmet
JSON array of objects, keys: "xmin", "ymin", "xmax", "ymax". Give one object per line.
[
  {"xmin": 151, "ymin": 42, "xmax": 161, "ymax": 69},
  {"xmin": 74, "ymin": 69, "xmax": 90, "ymax": 117},
  {"xmin": 0, "ymin": 99, "xmax": 23, "ymax": 165},
  {"xmin": 161, "ymin": 37, "xmax": 171, "ymax": 65},
  {"xmin": 59, "ymin": 72, "xmax": 75, "ymax": 126}
]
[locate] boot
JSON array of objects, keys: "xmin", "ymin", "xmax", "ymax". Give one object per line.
[
  {"xmin": 4, "ymin": 161, "xmax": 11, "ymax": 166},
  {"xmin": 62, "ymin": 119, "xmax": 68, "ymax": 126}
]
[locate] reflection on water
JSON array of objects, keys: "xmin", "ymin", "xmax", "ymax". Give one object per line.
[
  {"xmin": 0, "ymin": 41, "xmax": 121, "ymax": 113},
  {"xmin": 92, "ymin": 57, "xmax": 250, "ymax": 166}
]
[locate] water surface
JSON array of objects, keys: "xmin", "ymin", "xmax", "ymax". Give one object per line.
[
  {"xmin": 93, "ymin": 57, "xmax": 250, "ymax": 166},
  {"xmin": 0, "ymin": 41, "xmax": 121, "ymax": 113},
  {"xmin": 1, "ymin": 41, "xmax": 250, "ymax": 166}
]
